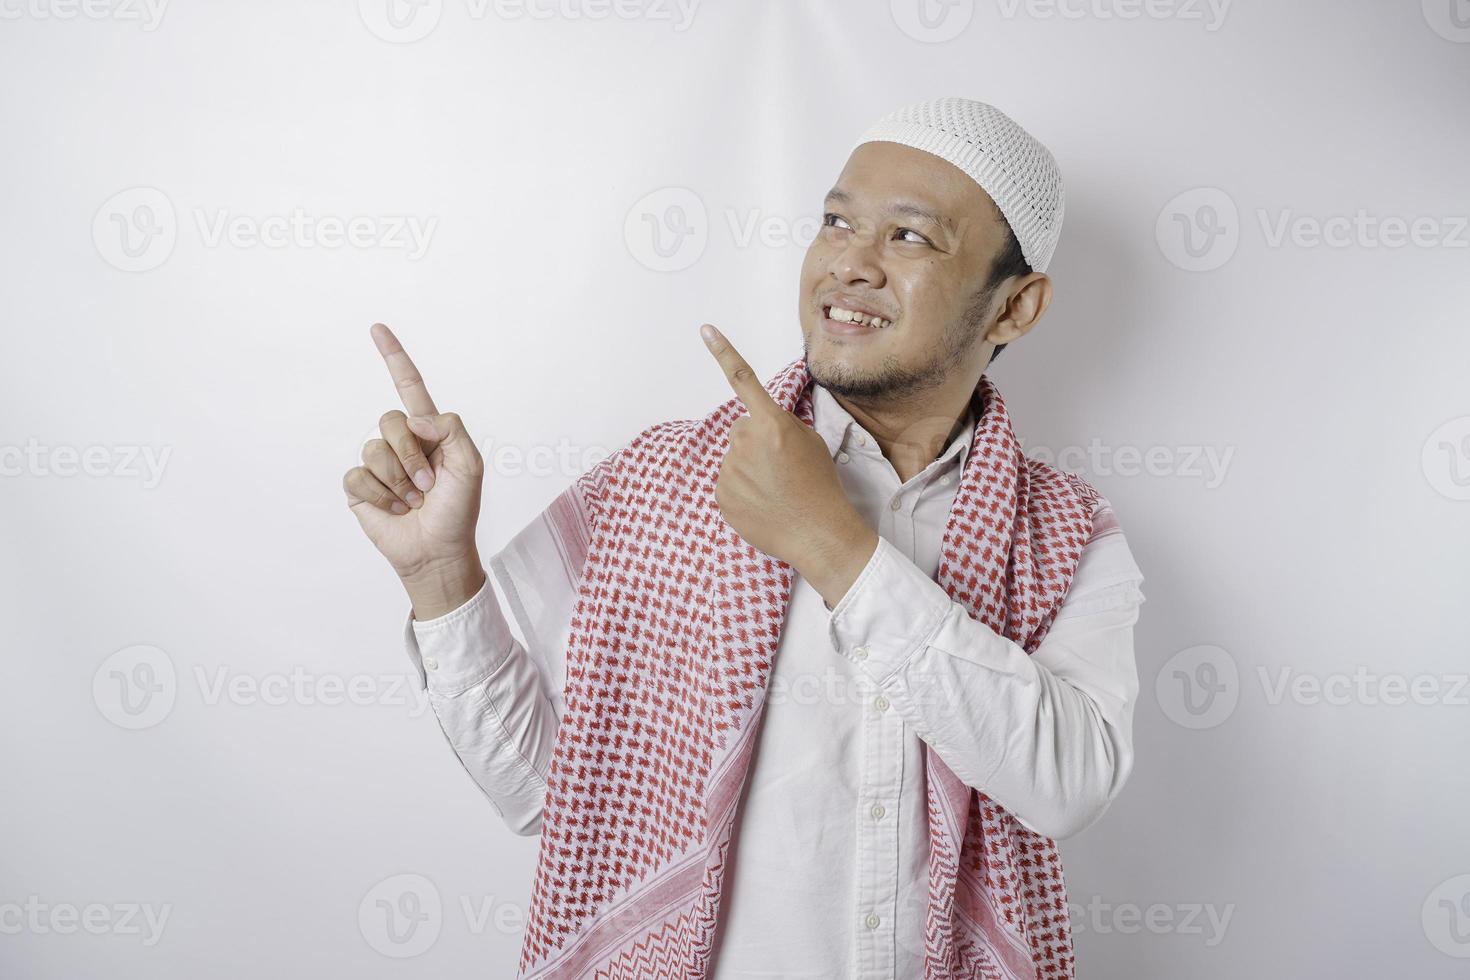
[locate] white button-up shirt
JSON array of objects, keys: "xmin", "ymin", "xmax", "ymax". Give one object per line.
[{"xmin": 402, "ymin": 383, "xmax": 1146, "ymax": 980}]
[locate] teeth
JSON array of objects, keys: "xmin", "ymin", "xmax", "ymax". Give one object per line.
[{"xmin": 829, "ymin": 305, "xmax": 891, "ymax": 329}]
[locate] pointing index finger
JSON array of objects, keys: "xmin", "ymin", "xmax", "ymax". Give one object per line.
[
  {"xmin": 370, "ymin": 322, "xmax": 439, "ymax": 418},
  {"xmin": 701, "ymin": 323, "xmax": 781, "ymax": 419}
]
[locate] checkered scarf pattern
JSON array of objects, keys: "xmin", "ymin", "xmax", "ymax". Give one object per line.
[{"xmin": 516, "ymin": 357, "xmax": 1100, "ymax": 979}]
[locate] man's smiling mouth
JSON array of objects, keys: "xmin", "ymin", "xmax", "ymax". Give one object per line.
[{"xmin": 823, "ymin": 304, "xmax": 893, "ymax": 329}]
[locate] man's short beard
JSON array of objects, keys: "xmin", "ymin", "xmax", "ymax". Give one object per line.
[{"xmin": 806, "ymin": 279, "xmax": 996, "ymax": 401}]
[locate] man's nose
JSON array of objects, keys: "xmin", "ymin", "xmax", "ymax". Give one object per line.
[{"xmin": 830, "ymin": 228, "xmax": 884, "ymax": 285}]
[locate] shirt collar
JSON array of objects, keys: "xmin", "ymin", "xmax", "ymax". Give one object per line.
[{"xmin": 810, "ymin": 383, "xmax": 976, "ymax": 471}]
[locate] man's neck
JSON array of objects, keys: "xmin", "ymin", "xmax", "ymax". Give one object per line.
[{"xmin": 828, "ymin": 374, "xmax": 980, "ymax": 484}]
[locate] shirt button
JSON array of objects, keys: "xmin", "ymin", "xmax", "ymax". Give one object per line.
[
  {"xmin": 889, "ymin": 497, "xmax": 901, "ymax": 511},
  {"xmin": 864, "ymin": 913, "xmax": 880, "ymax": 929},
  {"xmin": 836, "ymin": 451, "xmax": 850, "ymax": 464},
  {"xmin": 424, "ymin": 657, "xmax": 439, "ymax": 671},
  {"xmin": 853, "ymin": 645, "xmax": 869, "ymax": 661},
  {"xmin": 857, "ymin": 433, "xmax": 868, "ymax": 446},
  {"xmin": 873, "ymin": 695, "xmax": 890, "ymax": 711},
  {"xmin": 940, "ymin": 474, "xmax": 954, "ymax": 485},
  {"xmin": 870, "ymin": 803, "xmax": 886, "ymax": 820}
]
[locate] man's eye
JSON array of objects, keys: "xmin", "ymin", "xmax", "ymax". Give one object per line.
[
  {"xmin": 895, "ymin": 228, "xmax": 931, "ymax": 245},
  {"xmin": 822, "ymin": 212, "xmax": 852, "ymax": 230}
]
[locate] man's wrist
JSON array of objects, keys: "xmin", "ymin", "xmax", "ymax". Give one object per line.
[
  {"xmin": 797, "ymin": 517, "xmax": 879, "ymax": 609},
  {"xmin": 402, "ymin": 553, "xmax": 487, "ymax": 622}
]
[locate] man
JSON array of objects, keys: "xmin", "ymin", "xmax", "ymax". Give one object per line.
[{"xmin": 344, "ymin": 98, "xmax": 1145, "ymax": 979}]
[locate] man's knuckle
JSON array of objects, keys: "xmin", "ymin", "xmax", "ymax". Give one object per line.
[{"xmin": 379, "ymin": 409, "xmax": 405, "ymax": 426}]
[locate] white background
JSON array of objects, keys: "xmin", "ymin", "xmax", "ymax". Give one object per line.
[{"xmin": 2, "ymin": 1, "xmax": 1468, "ymax": 977}]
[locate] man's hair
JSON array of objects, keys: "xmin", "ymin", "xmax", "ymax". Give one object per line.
[{"xmin": 983, "ymin": 224, "xmax": 1031, "ymax": 366}]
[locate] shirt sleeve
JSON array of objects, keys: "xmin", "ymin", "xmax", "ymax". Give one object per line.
[
  {"xmin": 402, "ymin": 575, "xmax": 556, "ymax": 837},
  {"xmin": 826, "ymin": 517, "xmax": 1145, "ymax": 841}
]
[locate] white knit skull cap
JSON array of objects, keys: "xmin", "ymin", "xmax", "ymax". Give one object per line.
[{"xmin": 852, "ymin": 97, "xmax": 1065, "ymax": 273}]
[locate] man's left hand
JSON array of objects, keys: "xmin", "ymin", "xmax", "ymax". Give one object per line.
[{"xmin": 701, "ymin": 323, "xmax": 879, "ymax": 606}]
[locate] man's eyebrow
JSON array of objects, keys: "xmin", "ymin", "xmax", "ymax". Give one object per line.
[{"xmin": 823, "ymin": 188, "xmax": 956, "ymax": 234}]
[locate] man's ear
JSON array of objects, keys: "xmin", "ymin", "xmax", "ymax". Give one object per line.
[{"xmin": 984, "ymin": 272, "xmax": 1052, "ymax": 347}]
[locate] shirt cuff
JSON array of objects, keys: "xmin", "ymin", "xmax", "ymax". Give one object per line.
[
  {"xmin": 401, "ymin": 575, "xmax": 513, "ymax": 696},
  {"xmin": 827, "ymin": 535, "xmax": 953, "ymax": 686}
]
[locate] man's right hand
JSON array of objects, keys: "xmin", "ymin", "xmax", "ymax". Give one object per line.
[{"xmin": 343, "ymin": 322, "xmax": 487, "ymax": 621}]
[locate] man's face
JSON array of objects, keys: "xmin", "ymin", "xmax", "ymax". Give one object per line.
[{"xmin": 798, "ymin": 140, "xmax": 1012, "ymax": 399}]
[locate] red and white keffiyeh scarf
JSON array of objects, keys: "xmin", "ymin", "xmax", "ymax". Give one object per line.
[{"xmin": 497, "ymin": 356, "xmax": 1101, "ymax": 979}]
